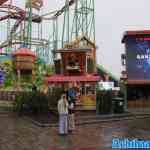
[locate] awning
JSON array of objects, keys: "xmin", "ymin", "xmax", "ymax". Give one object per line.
[
  {"xmin": 45, "ymin": 75, "xmax": 100, "ymax": 83},
  {"xmin": 12, "ymin": 48, "xmax": 36, "ymax": 57}
]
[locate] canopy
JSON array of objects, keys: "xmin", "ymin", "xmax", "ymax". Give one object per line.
[
  {"xmin": 12, "ymin": 48, "xmax": 36, "ymax": 57},
  {"xmin": 45, "ymin": 75, "xmax": 100, "ymax": 83}
]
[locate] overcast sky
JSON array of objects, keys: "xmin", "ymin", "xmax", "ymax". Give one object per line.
[{"xmin": 12, "ymin": 0, "xmax": 150, "ymax": 77}]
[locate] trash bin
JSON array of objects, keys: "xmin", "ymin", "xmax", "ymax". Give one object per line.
[
  {"xmin": 112, "ymin": 97, "xmax": 124, "ymax": 113},
  {"xmin": 96, "ymin": 91, "xmax": 112, "ymax": 115}
]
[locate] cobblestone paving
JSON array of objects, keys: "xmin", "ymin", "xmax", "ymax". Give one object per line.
[{"xmin": 0, "ymin": 113, "xmax": 150, "ymax": 150}]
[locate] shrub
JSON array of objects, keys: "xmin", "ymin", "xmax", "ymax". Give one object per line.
[
  {"xmin": 28, "ymin": 92, "xmax": 49, "ymax": 114},
  {"xmin": 13, "ymin": 92, "xmax": 49, "ymax": 115},
  {"xmin": 47, "ymin": 87, "xmax": 64, "ymax": 108},
  {"xmin": 13, "ymin": 92, "xmax": 30, "ymax": 115}
]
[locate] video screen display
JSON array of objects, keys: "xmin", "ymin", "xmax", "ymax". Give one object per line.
[{"xmin": 126, "ymin": 38, "xmax": 150, "ymax": 80}]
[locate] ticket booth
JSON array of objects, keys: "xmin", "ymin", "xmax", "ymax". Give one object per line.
[{"xmin": 45, "ymin": 47, "xmax": 100, "ymax": 110}]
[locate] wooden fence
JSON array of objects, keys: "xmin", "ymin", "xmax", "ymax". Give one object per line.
[{"xmin": 0, "ymin": 91, "xmax": 31, "ymax": 101}]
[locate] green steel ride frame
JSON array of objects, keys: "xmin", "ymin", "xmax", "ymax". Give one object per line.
[
  {"xmin": 25, "ymin": 0, "xmax": 32, "ymax": 48},
  {"xmin": 50, "ymin": 0, "xmax": 95, "ymax": 60},
  {"xmin": 62, "ymin": 0, "xmax": 95, "ymax": 47},
  {"xmin": 71, "ymin": 0, "xmax": 95, "ymax": 43}
]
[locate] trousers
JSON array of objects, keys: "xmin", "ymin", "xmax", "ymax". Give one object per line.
[
  {"xmin": 68, "ymin": 114, "xmax": 75, "ymax": 131},
  {"xmin": 59, "ymin": 114, "xmax": 68, "ymax": 134}
]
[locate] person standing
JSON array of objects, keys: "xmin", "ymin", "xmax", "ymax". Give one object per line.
[
  {"xmin": 58, "ymin": 93, "xmax": 69, "ymax": 135},
  {"xmin": 68, "ymin": 86, "xmax": 76, "ymax": 132},
  {"xmin": 68, "ymin": 86, "xmax": 77, "ymax": 105},
  {"xmin": 68, "ymin": 101, "xmax": 75, "ymax": 132}
]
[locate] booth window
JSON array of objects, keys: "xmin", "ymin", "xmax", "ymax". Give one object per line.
[
  {"xmin": 81, "ymin": 83, "xmax": 85, "ymax": 95},
  {"xmin": 85, "ymin": 84, "xmax": 95, "ymax": 95}
]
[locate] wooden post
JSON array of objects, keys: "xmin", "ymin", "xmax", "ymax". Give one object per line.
[
  {"xmin": 17, "ymin": 69, "xmax": 21, "ymax": 84},
  {"xmin": 93, "ymin": 48, "xmax": 97, "ymax": 73}
]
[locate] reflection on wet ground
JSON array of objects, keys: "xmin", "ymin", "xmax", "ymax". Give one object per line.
[{"xmin": 0, "ymin": 113, "xmax": 150, "ymax": 150}]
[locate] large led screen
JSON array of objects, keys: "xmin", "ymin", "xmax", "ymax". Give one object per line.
[{"xmin": 126, "ymin": 38, "xmax": 150, "ymax": 80}]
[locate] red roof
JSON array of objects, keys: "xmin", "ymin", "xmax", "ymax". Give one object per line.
[
  {"xmin": 122, "ymin": 30, "xmax": 150, "ymax": 43},
  {"xmin": 45, "ymin": 75, "xmax": 100, "ymax": 83},
  {"xmin": 124, "ymin": 30, "xmax": 150, "ymax": 35},
  {"xmin": 12, "ymin": 48, "xmax": 36, "ymax": 57}
]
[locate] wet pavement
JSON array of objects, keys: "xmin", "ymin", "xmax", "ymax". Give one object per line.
[{"xmin": 0, "ymin": 113, "xmax": 150, "ymax": 150}]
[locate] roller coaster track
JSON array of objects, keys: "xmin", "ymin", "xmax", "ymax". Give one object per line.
[
  {"xmin": 10, "ymin": 18, "xmax": 24, "ymax": 37},
  {"xmin": 0, "ymin": 4, "xmax": 24, "ymax": 13},
  {"xmin": 0, "ymin": 1, "xmax": 75, "ymax": 26},
  {"xmin": 0, "ymin": 4, "xmax": 42, "ymax": 22},
  {"xmin": 0, "ymin": 37, "xmax": 49, "ymax": 48},
  {"xmin": 0, "ymin": 4, "xmax": 42, "ymax": 45},
  {"xmin": 0, "ymin": 0, "xmax": 8, "ymax": 5},
  {"xmin": 0, "ymin": 5, "xmax": 26, "ymax": 44},
  {"xmin": 0, "ymin": 0, "xmax": 76, "ymax": 48},
  {"xmin": 42, "ymin": 0, "xmax": 76, "ymax": 20},
  {"xmin": 0, "ymin": 0, "xmax": 76, "ymax": 37},
  {"xmin": 54, "ymin": 0, "xmax": 76, "ymax": 18}
]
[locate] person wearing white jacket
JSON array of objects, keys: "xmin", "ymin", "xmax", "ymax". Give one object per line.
[{"xmin": 58, "ymin": 94, "xmax": 69, "ymax": 135}]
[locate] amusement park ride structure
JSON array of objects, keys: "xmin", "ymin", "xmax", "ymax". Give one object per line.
[
  {"xmin": 45, "ymin": 0, "xmax": 99, "ymax": 110},
  {"xmin": 0, "ymin": 0, "xmax": 96, "ymax": 64},
  {"xmin": 0, "ymin": 0, "xmax": 100, "ymax": 109}
]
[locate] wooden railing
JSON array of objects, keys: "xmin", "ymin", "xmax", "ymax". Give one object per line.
[{"xmin": 0, "ymin": 91, "xmax": 31, "ymax": 101}]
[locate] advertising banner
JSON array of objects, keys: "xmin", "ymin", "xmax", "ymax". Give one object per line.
[{"xmin": 126, "ymin": 38, "xmax": 150, "ymax": 80}]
